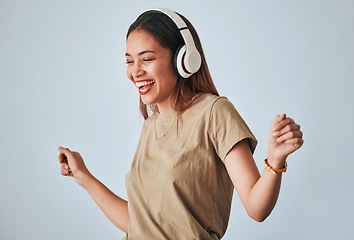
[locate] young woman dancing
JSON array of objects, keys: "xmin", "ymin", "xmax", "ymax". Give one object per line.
[{"xmin": 58, "ymin": 8, "xmax": 303, "ymax": 239}]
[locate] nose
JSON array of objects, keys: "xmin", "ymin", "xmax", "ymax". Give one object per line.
[{"xmin": 130, "ymin": 62, "xmax": 145, "ymax": 80}]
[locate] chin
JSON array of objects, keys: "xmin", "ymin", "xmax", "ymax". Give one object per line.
[{"xmin": 141, "ymin": 95, "xmax": 157, "ymax": 106}]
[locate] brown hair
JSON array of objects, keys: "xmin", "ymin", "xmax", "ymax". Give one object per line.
[{"xmin": 127, "ymin": 10, "xmax": 219, "ymax": 119}]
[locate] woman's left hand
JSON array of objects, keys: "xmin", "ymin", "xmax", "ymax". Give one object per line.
[{"xmin": 267, "ymin": 114, "xmax": 304, "ymax": 167}]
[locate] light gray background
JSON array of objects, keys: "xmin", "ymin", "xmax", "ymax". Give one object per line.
[{"xmin": 1, "ymin": 0, "xmax": 353, "ymax": 239}]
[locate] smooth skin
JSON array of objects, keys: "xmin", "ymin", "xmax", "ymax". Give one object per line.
[
  {"xmin": 58, "ymin": 148, "xmax": 129, "ymax": 232},
  {"xmin": 58, "ymin": 29, "xmax": 303, "ymax": 233},
  {"xmin": 125, "ymin": 30, "xmax": 178, "ymax": 113},
  {"xmin": 224, "ymin": 113, "xmax": 303, "ymax": 222}
]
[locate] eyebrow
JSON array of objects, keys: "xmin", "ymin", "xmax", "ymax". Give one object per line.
[{"xmin": 125, "ymin": 50, "xmax": 156, "ymax": 57}]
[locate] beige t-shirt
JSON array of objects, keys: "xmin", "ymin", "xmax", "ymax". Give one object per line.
[{"xmin": 124, "ymin": 94, "xmax": 257, "ymax": 240}]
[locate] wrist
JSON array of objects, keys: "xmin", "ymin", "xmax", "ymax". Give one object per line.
[
  {"xmin": 264, "ymin": 158, "xmax": 287, "ymax": 175},
  {"xmin": 75, "ymin": 170, "xmax": 95, "ymax": 189},
  {"xmin": 267, "ymin": 151, "xmax": 287, "ymax": 168},
  {"xmin": 267, "ymin": 155, "xmax": 287, "ymax": 169}
]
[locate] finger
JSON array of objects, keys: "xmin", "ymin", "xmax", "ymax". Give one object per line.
[
  {"xmin": 270, "ymin": 114, "xmax": 285, "ymax": 129},
  {"xmin": 58, "ymin": 152, "xmax": 67, "ymax": 163},
  {"xmin": 276, "ymin": 130, "xmax": 303, "ymax": 143},
  {"xmin": 61, "ymin": 166, "xmax": 70, "ymax": 176},
  {"xmin": 61, "ymin": 171, "xmax": 73, "ymax": 177},
  {"xmin": 58, "ymin": 147, "xmax": 74, "ymax": 161},
  {"xmin": 285, "ymin": 138, "xmax": 304, "ymax": 150},
  {"xmin": 61, "ymin": 163, "xmax": 68, "ymax": 173},
  {"xmin": 61, "ymin": 164, "xmax": 73, "ymax": 176},
  {"xmin": 61, "ymin": 162, "xmax": 70, "ymax": 171},
  {"xmin": 58, "ymin": 146, "xmax": 72, "ymax": 155},
  {"xmin": 273, "ymin": 123, "xmax": 300, "ymax": 137},
  {"xmin": 274, "ymin": 117, "xmax": 294, "ymax": 131},
  {"xmin": 285, "ymin": 137, "xmax": 304, "ymax": 145},
  {"xmin": 270, "ymin": 114, "xmax": 286, "ymax": 128},
  {"xmin": 277, "ymin": 113, "xmax": 286, "ymax": 122},
  {"xmin": 273, "ymin": 117, "xmax": 294, "ymax": 131}
]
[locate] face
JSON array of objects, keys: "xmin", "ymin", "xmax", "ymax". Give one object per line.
[{"xmin": 126, "ymin": 30, "xmax": 178, "ymax": 114}]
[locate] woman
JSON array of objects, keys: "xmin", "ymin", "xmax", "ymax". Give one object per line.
[{"xmin": 58, "ymin": 8, "xmax": 303, "ymax": 239}]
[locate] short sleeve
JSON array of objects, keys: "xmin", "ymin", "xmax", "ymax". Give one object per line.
[{"xmin": 208, "ymin": 97, "xmax": 257, "ymax": 162}]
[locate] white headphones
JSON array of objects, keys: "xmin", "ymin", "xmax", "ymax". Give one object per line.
[{"xmin": 144, "ymin": 8, "xmax": 202, "ymax": 78}]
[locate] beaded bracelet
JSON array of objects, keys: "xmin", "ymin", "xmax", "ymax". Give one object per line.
[{"xmin": 264, "ymin": 158, "xmax": 287, "ymax": 175}]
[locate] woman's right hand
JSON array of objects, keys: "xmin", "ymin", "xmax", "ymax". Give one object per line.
[{"xmin": 58, "ymin": 146, "xmax": 91, "ymax": 186}]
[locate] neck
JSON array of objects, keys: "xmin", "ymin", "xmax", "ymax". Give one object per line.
[
  {"xmin": 158, "ymin": 91, "xmax": 198, "ymax": 114},
  {"xmin": 157, "ymin": 102, "xmax": 173, "ymax": 114},
  {"xmin": 157, "ymin": 92, "xmax": 176, "ymax": 114}
]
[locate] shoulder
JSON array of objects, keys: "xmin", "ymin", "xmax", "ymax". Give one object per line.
[
  {"xmin": 185, "ymin": 94, "xmax": 237, "ymax": 121},
  {"xmin": 202, "ymin": 94, "xmax": 238, "ymax": 119},
  {"xmin": 207, "ymin": 95, "xmax": 253, "ymax": 137},
  {"xmin": 194, "ymin": 93, "xmax": 232, "ymax": 111},
  {"xmin": 210, "ymin": 96, "xmax": 234, "ymax": 111},
  {"xmin": 195, "ymin": 93, "xmax": 234, "ymax": 109}
]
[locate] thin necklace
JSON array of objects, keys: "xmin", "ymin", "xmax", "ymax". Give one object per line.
[{"xmin": 154, "ymin": 114, "xmax": 178, "ymax": 140}]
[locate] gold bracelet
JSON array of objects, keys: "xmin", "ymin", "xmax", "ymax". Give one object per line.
[{"xmin": 264, "ymin": 158, "xmax": 287, "ymax": 175}]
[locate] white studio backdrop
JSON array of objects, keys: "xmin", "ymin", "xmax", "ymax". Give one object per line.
[{"xmin": 1, "ymin": 0, "xmax": 353, "ymax": 239}]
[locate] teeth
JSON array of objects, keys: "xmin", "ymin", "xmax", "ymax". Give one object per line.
[{"xmin": 135, "ymin": 80, "xmax": 155, "ymax": 88}]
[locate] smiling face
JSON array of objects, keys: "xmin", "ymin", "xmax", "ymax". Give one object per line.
[{"xmin": 126, "ymin": 29, "xmax": 178, "ymax": 114}]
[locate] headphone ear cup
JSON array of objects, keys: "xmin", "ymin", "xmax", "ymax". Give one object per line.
[
  {"xmin": 174, "ymin": 45, "xmax": 192, "ymax": 79},
  {"xmin": 173, "ymin": 45, "xmax": 183, "ymax": 77}
]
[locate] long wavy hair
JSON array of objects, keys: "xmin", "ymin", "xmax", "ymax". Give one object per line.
[{"xmin": 127, "ymin": 10, "xmax": 219, "ymax": 120}]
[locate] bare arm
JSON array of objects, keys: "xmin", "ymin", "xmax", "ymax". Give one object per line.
[
  {"xmin": 224, "ymin": 114, "xmax": 303, "ymax": 222},
  {"xmin": 58, "ymin": 147, "xmax": 129, "ymax": 232}
]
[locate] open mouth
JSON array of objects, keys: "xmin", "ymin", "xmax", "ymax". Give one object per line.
[{"xmin": 135, "ymin": 80, "xmax": 155, "ymax": 95}]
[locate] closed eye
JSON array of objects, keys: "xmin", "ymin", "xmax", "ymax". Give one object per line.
[{"xmin": 143, "ymin": 58, "xmax": 155, "ymax": 62}]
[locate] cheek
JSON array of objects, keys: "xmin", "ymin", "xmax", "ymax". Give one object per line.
[
  {"xmin": 158, "ymin": 61, "xmax": 177, "ymax": 79},
  {"xmin": 126, "ymin": 67, "xmax": 133, "ymax": 82},
  {"xmin": 126, "ymin": 66, "xmax": 130, "ymax": 78}
]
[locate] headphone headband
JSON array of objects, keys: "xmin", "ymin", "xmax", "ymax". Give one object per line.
[{"xmin": 148, "ymin": 8, "xmax": 187, "ymax": 29}]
